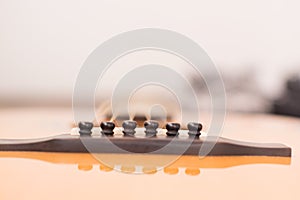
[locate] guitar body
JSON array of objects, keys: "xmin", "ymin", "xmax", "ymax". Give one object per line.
[{"xmin": 0, "ymin": 108, "xmax": 299, "ymax": 200}]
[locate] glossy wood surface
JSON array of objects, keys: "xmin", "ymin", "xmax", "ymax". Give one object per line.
[{"xmin": 0, "ymin": 107, "xmax": 299, "ymax": 200}]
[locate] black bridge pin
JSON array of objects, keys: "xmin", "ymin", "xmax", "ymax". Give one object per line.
[
  {"xmin": 144, "ymin": 120, "xmax": 159, "ymax": 137},
  {"xmin": 122, "ymin": 120, "xmax": 137, "ymax": 136},
  {"xmin": 187, "ymin": 122, "xmax": 202, "ymax": 137},
  {"xmin": 100, "ymin": 121, "xmax": 115, "ymax": 136},
  {"xmin": 166, "ymin": 123, "xmax": 180, "ymax": 136},
  {"xmin": 78, "ymin": 121, "xmax": 93, "ymax": 136}
]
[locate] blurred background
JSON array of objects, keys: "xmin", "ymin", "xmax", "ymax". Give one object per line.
[{"xmin": 0, "ymin": 0, "xmax": 299, "ymax": 119}]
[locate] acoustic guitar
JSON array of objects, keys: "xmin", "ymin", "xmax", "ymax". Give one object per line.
[{"xmin": 0, "ymin": 107, "xmax": 298, "ymax": 200}]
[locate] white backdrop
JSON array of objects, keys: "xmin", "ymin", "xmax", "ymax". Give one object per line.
[{"xmin": 0, "ymin": 0, "xmax": 299, "ymax": 106}]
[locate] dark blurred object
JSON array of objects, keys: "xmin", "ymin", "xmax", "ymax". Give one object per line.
[{"xmin": 272, "ymin": 76, "xmax": 300, "ymax": 117}]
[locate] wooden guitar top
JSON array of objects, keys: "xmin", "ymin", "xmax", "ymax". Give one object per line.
[{"xmin": 0, "ymin": 108, "xmax": 299, "ymax": 200}]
